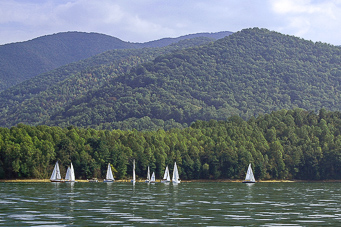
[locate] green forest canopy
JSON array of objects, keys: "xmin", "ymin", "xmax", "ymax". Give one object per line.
[
  {"xmin": 1, "ymin": 108, "xmax": 341, "ymax": 181},
  {"xmin": 2, "ymin": 28, "xmax": 341, "ymax": 132},
  {"xmin": 41, "ymin": 28, "xmax": 341, "ymax": 130},
  {"xmin": 0, "ymin": 37, "xmax": 217, "ymax": 129}
]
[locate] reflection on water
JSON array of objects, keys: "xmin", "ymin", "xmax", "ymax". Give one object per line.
[{"xmin": 1, "ymin": 182, "xmax": 341, "ymax": 226}]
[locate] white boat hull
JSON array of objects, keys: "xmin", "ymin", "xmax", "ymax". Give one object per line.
[{"xmin": 103, "ymin": 179, "xmax": 114, "ymax": 182}]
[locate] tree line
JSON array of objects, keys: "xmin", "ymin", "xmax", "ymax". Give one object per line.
[{"xmin": 1, "ymin": 108, "xmax": 341, "ymax": 181}]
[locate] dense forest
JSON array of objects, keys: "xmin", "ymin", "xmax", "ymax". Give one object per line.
[
  {"xmin": 0, "ymin": 37, "xmax": 217, "ymax": 129},
  {"xmin": 0, "ymin": 31, "xmax": 231, "ymax": 91},
  {"xmin": 42, "ymin": 28, "xmax": 341, "ymax": 131},
  {"xmin": 0, "ymin": 32, "xmax": 135, "ymax": 91},
  {"xmin": 1, "ymin": 109, "xmax": 341, "ymax": 181},
  {"xmin": 2, "ymin": 28, "xmax": 341, "ymax": 130}
]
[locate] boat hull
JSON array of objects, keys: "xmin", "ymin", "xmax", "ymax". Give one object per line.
[
  {"xmin": 242, "ymin": 181, "xmax": 256, "ymax": 183},
  {"xmin": 103, "ymin": 179, "xmax": 114, "ymax": 182},
  {"xmin": 50, "ymin": 180, "xmax": 64, "ymax": 183},
  {"xmin": 161, "ymin": 180, "xmax": 170, "ymax": 183}
]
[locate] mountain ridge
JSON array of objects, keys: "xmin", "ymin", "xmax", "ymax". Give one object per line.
[
  {"xmin": 2, "ymin": 28, "xmax": 341, "ymax": 131},
  {"xmin": 0, "ymin": 31, "xmax": 232, "ymax": 91}
]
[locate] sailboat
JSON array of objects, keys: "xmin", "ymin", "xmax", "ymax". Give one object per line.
[
  {"xmin": 131, "ymin": 159, "xmax": 136, "ymax": 183},
  {"xmin": 161, "ymin": 166, "xmax": 170, "ymax": 183},
  {"xmin": 103, "ymin": 163, "xmax": 115, "ymax": 182},
  {"xmin": 150, "ymin": 172, "xmax": 156, "ymax": 183},
  {"xmin": 172, "ymin": 162, "xmax": 181, "ymax": 184},
  {"xmin": 65, "ymin": 162, "xmax": 77, "ymax": 182},
  {"xmin": 242, "ymin": 163, "xmax": 256, "ymax": 183},
  {"xmin": 50, "ymin": 161, "xmax": 63, "ymax": 182},
  {"xmin": 145, "ymin": 166, "xmax": 150, "ymax": 183}
]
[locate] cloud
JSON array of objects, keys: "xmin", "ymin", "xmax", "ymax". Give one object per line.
[
  {"xmin": 1, "ymin": 0, "xmax": 341, "ymax": 45},
  {"xmin": 269, "ymin": 0, "xmax": 341, "ymax": 43}
]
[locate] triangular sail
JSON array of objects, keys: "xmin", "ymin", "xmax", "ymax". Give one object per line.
[
  {"xmin": 70, "ymin": 162, "xmax": 75, "ymax": 181},
  {"xmin": 245, "ymin": 163, "xmax": 255, "ymax": 182},
  {"xmin": 106, "ymin": 163, "xmax": 114, "ymax": 180},
  {"xmin": 166, "ymin": 166, "xmax": 170, "ymax": 181},
  {"xmin": 65, "ymin": 167, "xmax": 71, "ymax": 181},
  {"xmin": 163, "ymin": 166, "xmax": 168, "ymax": 180},
  {"xmin": 147, "ymin": 166, "xmax": 150, "ymax": 181},
  {"xmin": 172, "ymin": 162, "xmax": 180, "ymax": 183},
  {"xmin": 50, "ymin": 161, "xmax": 61, "ymax": 180},
  {"xmin": 151, "ymin": 172, "xmax": 155, "ymax": 182}
]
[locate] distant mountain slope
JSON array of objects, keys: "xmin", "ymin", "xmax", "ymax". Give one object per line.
[
  {"xmin": 43, "ymin": 28, "xmax": 341, "ymax": 130},
  {"xmin": 0, "ymin": 37, "xmax": 216, "ymax": 128},
  {"xmin": 0, "ymin": 31, "xmax": 232, "ymax": 91},
  {"xmin": 0, "ymin": 32, "xmax": 135, "ymax": 91},
  {"xmin": 141, "ymin": 31, "xmax": 232, "ymax": 47}
]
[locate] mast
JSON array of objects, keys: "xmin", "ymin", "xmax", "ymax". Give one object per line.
[{"xmin": 132, "ymin": 159, "xmax": 136, "ymax": 182}]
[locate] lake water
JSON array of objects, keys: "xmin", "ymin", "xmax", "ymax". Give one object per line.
[{"xmin": 1, "ymin": 182, "xmax": 341, "ymax": 226}]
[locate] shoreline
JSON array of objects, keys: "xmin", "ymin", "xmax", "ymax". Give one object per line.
[{"xmin": 1, "ymin": 179, "xmax": 341, "ymax": 183}]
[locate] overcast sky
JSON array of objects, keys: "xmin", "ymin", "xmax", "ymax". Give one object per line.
[{"xmin": 0, "ymin": 0, "xmax": 340, "ymax": 45}]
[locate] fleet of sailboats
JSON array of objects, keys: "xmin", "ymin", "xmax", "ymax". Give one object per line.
[
  {"xmin": 104, "ymin": 163, "xmax": 115, "ymax": 182},
  {"xmin": 50, "ymin": 160, "xmax": 265, "ymax": 184},
  {"xmin": 242, "ymin": 163, "xmax": 256, "ymax": 183}
]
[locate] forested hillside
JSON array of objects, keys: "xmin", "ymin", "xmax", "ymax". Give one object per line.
[
  {"xmin": 0, "ymin": 37, "xmax": 216, "ymax": 128},
  {"xmin": 1, "ymin": 109, "xmax": 340, "ymax": 181},
  {"xmin": 0, "ymin": 32, "xmax": 135, "ymax": 91},
  {"xmin": 44, "ymin": 28, "xmax": 341, "ymax": 130},
  {"xmin": 0, "ymin": 31, "xmax": 232, "ymax": 91}
]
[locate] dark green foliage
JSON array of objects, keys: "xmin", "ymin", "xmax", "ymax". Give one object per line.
[
  {"xmin": 0, "ymin": 31, "xmax": 231, "ymax": 91},
  {"xmin": 0, "ymin": 37, "xmax": 216, "ymax": 128},
  {"xmin": 1, "ymin": 109, "xmax": 341, "ymax": 181},
  {"xmin": 37, "ymin": 28, "xmax": 341, "ymax": 130},
  {"xmin": 2, "ymin": 28, "xmax": 341, "ymax": 133},
  {"xmin": 0, "ymin": 32, "xmax": 136, "ymax": 91}
]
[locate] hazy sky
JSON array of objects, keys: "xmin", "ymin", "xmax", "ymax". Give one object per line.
[{"xmin": 1, "ymin": 0, "xmax": 340, "ymax": 45}]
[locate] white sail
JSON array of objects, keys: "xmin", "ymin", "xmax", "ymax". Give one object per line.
[
  {"xmin": 106, "ymin": 163, "xmax": 114, "ymax": 180},
  {"xmin": 162, "ymin": 166, "xmax": 170, "ymax": 183},
  {"xmin": 65, "ymin": 167, "xmax": 71, "ymax": 181},
  {"xmin": 172, "ymin": 162, "xmax": 180, "ymax": 183},
  {"xmin": 166, "ymin": 166, "xmax": 170, "ymax": 181},
  {"xmin": 151, "ymin": 172, "xmax": 156, "ymax": 182},
  {"xmin": 50, "ymin": 161, "xmax": 61, "ymax": 181},
  {"xmin": 244, "ymin": 163, "xmax": 255, "ymax": 182},
  {"xmin": 70, "ymin": 162, "xmax": 75, "ymax": 181},
  {"xmin": 163, "ymin": 166, "xmax": 168, "ymax": 180}
]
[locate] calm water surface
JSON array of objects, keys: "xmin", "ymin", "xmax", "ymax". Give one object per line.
[{"xmin": 1, "ymin": 182, "xmax": 341, "ymax": 226}]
